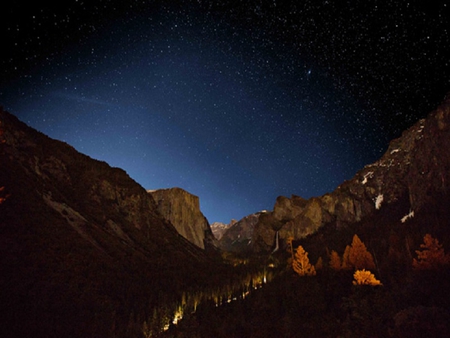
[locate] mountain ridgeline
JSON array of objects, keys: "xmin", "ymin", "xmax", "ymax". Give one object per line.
[{"xmin": 243, "ymin": 94, "xmax": 450, "ymax": 254}]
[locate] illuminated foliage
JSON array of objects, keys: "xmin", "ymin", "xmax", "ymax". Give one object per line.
[
  {"xmin": 346, "ymin": 235, "xmax": 376, "ymax": 270},
  {"xmin": 352, "ymin": 269, "xmax": 382, "ymax": 286},
  {"xmin": 413, "ymin": 234, "xmax": 450, "ymax": 270},
  {"xmin": 329, "ymin": 250, "xmax": 342, "ymax": 271},
  {"xmin": 292, "ymin": 246, "xmax": 316, "ymax": 276},
  {"xmin": 341, "ymin": 245, "xmax": 352, "ymax": 270},
  {"xmin": 350, "ymin": 235, "xmax": 376, "ymax": 270}
]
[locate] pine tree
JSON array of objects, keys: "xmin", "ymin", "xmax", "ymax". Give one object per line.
[
  {"xmin": 413, "ymin": 234, "xmax": 450, "ymax": 270},
  {"xmin": 292, "ymin": 246, "xmax": 316, "ymax": 276},
  {"xmin": 352, "ymin": 269, "xmax": 382, "ymax": 286},
  {"xmin": 329, "ymin": 250, "xmax": 342, "ymax": 271},
  {"xmin": 341, "ymin": 245, "xmax": 352, "ymax": 270},
  {"xmin": 348, "ymin": 234, "xmax": 376, "ymax": 270}
]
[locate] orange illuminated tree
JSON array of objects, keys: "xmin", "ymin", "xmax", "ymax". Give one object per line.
[
  {"xmin": 413, "ymin": 234, "xmax": 450, "ymax": 270},
  {"xmin": 329, "ymin": 250, "xmax": 342, "ymax": 271},
  {"xmin": 292, "ymin": 246, "xmax": 316, "ymax": 276},
  {"xmin": 344, "ymin": 234, "xmax": 376, "ymax": 270},
  {"xmin": 352, "ymin": 269, "xmax": 382, "ymax": 286},
  {"xmin": 341, "ymin": 245, "xmax": 352, "ymax": 270}
]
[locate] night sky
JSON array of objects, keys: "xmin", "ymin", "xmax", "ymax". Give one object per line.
[{"xmin": 1, "ymin": 1, "xmax": 449, "ymax": 224}]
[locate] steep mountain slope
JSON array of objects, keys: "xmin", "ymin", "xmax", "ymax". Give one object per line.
[
  {"xmin": 218, "ymin": 212, "xmax": 265, "ymax": 253},
  {"xmin": 210, "ymin": 220, "xmax": 235, "ymax": 240},
  {"xmin": 252, "ymin": 95, "xmax": 450, "ymax": 252},
  {"xmin": 148, "ymin": 187, "xmax": 216, "ymax": 249},
  {"xmin": 0, "ymin": 108, "xmax": 217, "ymax": 337}
]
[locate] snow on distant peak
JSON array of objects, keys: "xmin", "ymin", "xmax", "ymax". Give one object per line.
[
  {"xmin": 401, "ymin": 210, "xmax": 414, "ymax": 223},
  {"xmin": 362, "ymin": 171, "xmax": 374, "ymax": 185},
  {"xmin": 375, "ymin": 194, "xmax": 383, "ymax": 210}
]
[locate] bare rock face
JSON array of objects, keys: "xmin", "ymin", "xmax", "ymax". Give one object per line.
[
  {"xmin": 252, "ymin": 95, "xmax": 450, "ymax": 252},
  {"xmin": 272, "ymin": 195, "xmax": 307, "ymax": 221},
  {"xmin": 218, "ymin": 212, "xmax": 265, "ymax": 252},
  {"xmin": 148, "ymin": 188, "xmax": 215, "ymax": 249},
  {"xmin": 210, "ymin": 220, "xmax": 235, "ymax": 240}
]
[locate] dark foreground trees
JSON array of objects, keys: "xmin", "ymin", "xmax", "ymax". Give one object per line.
[{"xmin": 160, "ymin": 233, "xmax": 450, "ymax": 338}]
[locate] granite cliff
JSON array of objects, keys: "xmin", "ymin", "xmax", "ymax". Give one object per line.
[
  {"xmin": 210, "ymin": 220, "xmax": 235, "ymax": 240},
  {"xmin": 252, "ymin": 95, "xmax": 450, "ymax": 252},
  {"xmin": 148, "ymin": 188, "xmax": 216, "ymax": 249},
  {"xmin": 218, "ymin": 212, "xmax": 265, "ymax": 253}
]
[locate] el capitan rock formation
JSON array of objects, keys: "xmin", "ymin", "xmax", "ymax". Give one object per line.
[{"xmin": 148, "ymin": 187, "xmax": 216, "ymax": 249}]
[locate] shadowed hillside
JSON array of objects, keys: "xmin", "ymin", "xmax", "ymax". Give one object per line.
[{"xmin": 0, "ymin": 108, "xmax": 254, "ymax": 337}]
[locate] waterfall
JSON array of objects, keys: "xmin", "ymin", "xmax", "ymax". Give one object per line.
[{"xmin": 272, "ymin": 231, "xmax": 279, "ymax": 253}]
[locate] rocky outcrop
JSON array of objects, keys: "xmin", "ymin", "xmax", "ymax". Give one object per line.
[
  {"xmin": 148, "ymin": 188, "xmax": 216, "ymax": 249},
  {"xmin": 219, "ymin": 212, "xmax": 265, "ymax": 252},
  {"xmin": 211, "ymin": 220, "xmax": 235, "ymax": 240},
  {"xmin": 252, "ymin": 95, "xmax": 450, "ymax": 252}
]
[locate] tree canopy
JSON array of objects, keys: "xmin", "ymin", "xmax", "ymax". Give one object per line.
[
  {"xmin": 413, "ymin": 234, "xmax": 450, "ymax": 270},
  {"xmin": 343, "ymin": 234, "xmax": 376, "ymax": 270},
  {"xmin": 292, "ymin": 246, "xmax": 316, "ymax": 276},
  {"xmin": 352, "ymin": 269, "xmax": 382, "ymax": 286}
]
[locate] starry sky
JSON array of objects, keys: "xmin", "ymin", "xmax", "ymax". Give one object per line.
[{"xmin": 1, "ymin": 1, "xmax": 449, "ymax": 224}]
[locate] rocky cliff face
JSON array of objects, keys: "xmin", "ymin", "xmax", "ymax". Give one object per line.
[
  {"xmin": 252, "ymin": 95, "xmax": 450, "ymax": 252},
  {"xmin": 218, "ymin": 212, "xmax": 265, "ymax": 252},
  {"xmin": 148, "ymin": 188, "xmax": 216, "ymax": 249},
  {"xmin": 210, "ymin": 220, "xmax": 235, "ymax": 240}
]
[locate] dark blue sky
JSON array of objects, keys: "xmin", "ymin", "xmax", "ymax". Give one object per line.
[{"xmin": 1, "ymin": 1, "xmax": 449, "ymax": 223}]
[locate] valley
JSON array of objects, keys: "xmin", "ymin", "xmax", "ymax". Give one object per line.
[{"xmin": 1, "ymin": 94, "xmax": 450, "ymax": 337}]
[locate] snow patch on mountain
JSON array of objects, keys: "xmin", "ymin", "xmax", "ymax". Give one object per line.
[
  {"xmin": 375, "ymin": 194, "xmax": 383, "ymax": 210},
  {"xmin": 401, "ymin": 210, "xmax": 415, "ymax": 223}
]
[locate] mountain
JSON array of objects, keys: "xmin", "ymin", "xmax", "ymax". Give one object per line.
[
  {"xmin": 218, "ymin": 212, "xmax": 265, "ymax": 253},
  {"xmin": 0, "ymin": 108, "xmax": 220, "ymax": 337},
  {"xmin": 251, "ymin": 94, "xmax": 450, "ymax": 252},
  {"xmin": 210, "ymin": 220, "xmax": 235, "ymax": 240},
  {"xmin": 148, "ymin": 187, "xmax": 216, "ymax": 249}
]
